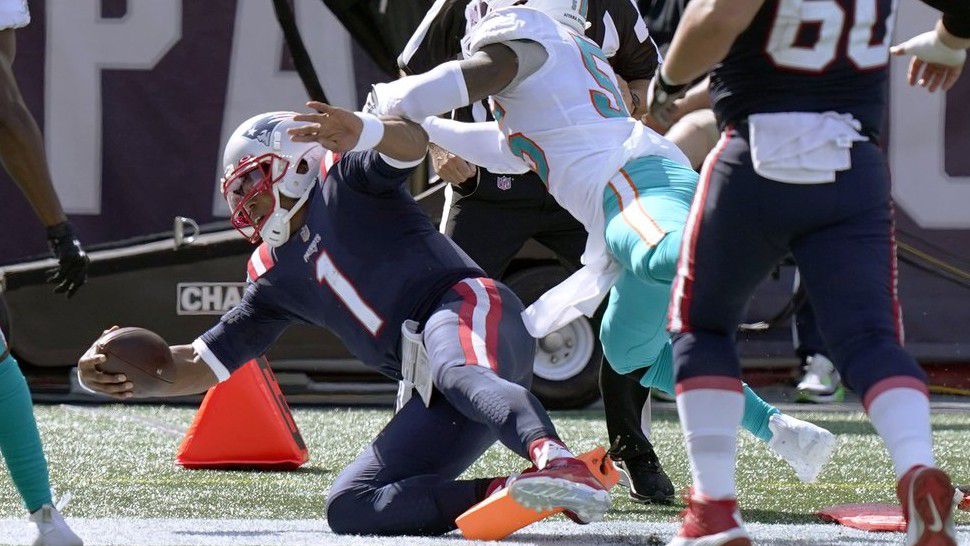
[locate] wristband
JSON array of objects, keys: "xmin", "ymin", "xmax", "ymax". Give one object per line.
[
  {"xmin": 657, "ymin": 68, "xmax": 688, "ymax": 96},
  {"xmin": 351, "ymin": 112, "xmax": 385, "ymax": 152}
]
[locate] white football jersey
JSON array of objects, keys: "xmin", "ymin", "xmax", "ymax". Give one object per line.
[{"xmin": 464, "ymin": 6, "xmax": 687, "ymax": 243}]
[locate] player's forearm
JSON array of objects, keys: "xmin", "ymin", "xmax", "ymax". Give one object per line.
[
  {"xmin": 920, "ymin": 0, "xmax": 970, "ymax": 40},
  {"xmin": 0, "ymin": 48, "xmax": 67, "ymax": 227},
  {"xmin": 370, "ymin": 44, "xmax": 519, "ymax": 122},
  {"xmin": 661, "ymin": 0, "xmax": 765, "ymax": 85},
  {"xmin": 163, "ymin": 344, "xmax": 219, "ymax": 396},
  {"xmin": 375, "ymin": 117, "xmax": 429, "ymax": 163},
  {"xmin": 938, "ymin": 19, "xmax": 970, "ymax": 50},
  {"xmin": 421, "ymin": 117, "xmax": 529, "ymax": 175},
  {"xmin": 679, "ymin": 76, "xmax": 713, "ymax": 113}
]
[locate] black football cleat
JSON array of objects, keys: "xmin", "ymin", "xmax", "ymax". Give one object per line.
[{"xmin": 609, "ymin": 439, "xmax": 675, "ymax": 504}]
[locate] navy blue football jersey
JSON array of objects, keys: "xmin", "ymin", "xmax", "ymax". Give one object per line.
[
  {"xmin": 194, "ymin": 150, "xmax": 484, "ymax": 381},
  {"xmin": 710, "ymin": 0, "xmax": 897, "ymax": 132}
]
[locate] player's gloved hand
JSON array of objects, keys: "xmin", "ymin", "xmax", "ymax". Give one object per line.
[
  {"xmin": 429, "ymin": 143, "xmax": 477, "ymax": 185},
  {"xmin": 646, "ymin": 68, "xmax": 689, "ymax": 127},
  {"xmin": 891, "ymin": 30, "xmax": 967, "ymax": 93},
  {"xmin": 45, "ymin": 221, "xmax": 89, "ymax": 298}
]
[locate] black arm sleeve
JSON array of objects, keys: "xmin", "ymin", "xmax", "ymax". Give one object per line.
[
  {"xmin": 398, "ymin": 0, "xmax": 467, "ymax": 75},
  {"xmin": 599, "ymin": 0, "xmax": 661, "ymax": 81},
  {"xmin": 920, "ymin": 0, "xmax": 970, "ymax": 38}
]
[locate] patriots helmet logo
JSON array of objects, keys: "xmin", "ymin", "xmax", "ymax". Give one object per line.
[{"xmin": 242, "ymin": 112, "xmax": 292, "ymax": 147}]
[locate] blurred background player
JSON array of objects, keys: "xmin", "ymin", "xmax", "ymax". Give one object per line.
[
  {"xmin": 656, "ymin": 0, "xmax": 970, "ymax": 543},
  {"xmin": 370, "ymin": 0, "xmax": 835, "ymax": 487},
  {"xmin": 397, "ymin": 0, "xmax": 676, "ymax": 504},
  {"xmin": 79, "ymin": 108, "xmax": 612, "ymax": 536},
  {"xmin": 0, "ymin": 0, "xmax": 87, "ymax": 544}
]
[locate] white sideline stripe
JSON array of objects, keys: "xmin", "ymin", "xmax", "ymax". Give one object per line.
[
  {"xmin": 1, "ymin": 518, "xmax": 967, "ymax": 545},
  {"xmin": 60, "ymin": 405, "xmax": 185, "ymax": 438}
]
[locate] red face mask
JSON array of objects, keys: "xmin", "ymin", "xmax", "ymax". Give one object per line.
[{"xmin": 221, "ymin": 154, "xmax": 289, "ymax": 243}]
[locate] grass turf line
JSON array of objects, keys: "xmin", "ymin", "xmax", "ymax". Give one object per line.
[{"xmin": 0, "ymin": 405, "xmax": 966, "ymax": 526}]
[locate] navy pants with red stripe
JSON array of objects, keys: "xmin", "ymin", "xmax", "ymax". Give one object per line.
[
  {"xmin": 327, "ymin": 278, "xmax": 557, "ymax": 536},
  {"xmin": 669, "ymin": 127, "xmax": 926, "ymax": 397}
]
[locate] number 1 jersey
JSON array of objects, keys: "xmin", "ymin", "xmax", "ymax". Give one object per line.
[{"xmin": 194, "ymin": 150, "xmax": 483, "ymax": 382}]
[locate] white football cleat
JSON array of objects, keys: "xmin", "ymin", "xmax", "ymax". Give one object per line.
[
  {"xmin": 30, "ymin": 496, "xmax": 83, "ymax": 546},
  {"xmin": 767, "ymin": 413, "xmax": 837, "ymax": 483},
  {"xmin": 796, "ymin": 354, "xmax": 845, "ymax": 403}
]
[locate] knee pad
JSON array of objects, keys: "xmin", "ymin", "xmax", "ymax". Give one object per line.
[{"xmin": 437, "ymin": 364, "xmax": 515, "ymax": 424}]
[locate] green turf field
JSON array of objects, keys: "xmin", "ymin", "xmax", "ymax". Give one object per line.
[{"xmin": 2, "ymin": 403, "xmax": 967, "ymax": 528}]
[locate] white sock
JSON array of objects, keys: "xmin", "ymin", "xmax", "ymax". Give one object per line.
[
  {"xmin": 676, "ymin": 378, "xmax": 744, "ymax": 500},
  {"xmin": 641, "ymin": 396, "xmax": 652, "ymax": 440},
  {"xmin": 866, "ymin": 378, "xmax": 935, "ymax": 478},
  {"xmin": 529, "ymin": 437, "xmax": 575, "ymax": 469}
]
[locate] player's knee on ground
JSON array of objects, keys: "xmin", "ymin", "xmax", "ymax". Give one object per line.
[
  {"xmin": 834, "ymin": 335, "xmax": 926, "ymax": 396},
  {"xmin": 672, "ymin": 330, "xmax": 743, "ymax": 382},
  {"xmin": 326, "ymin": 492, "xmax": 369, "ymax": 535}
]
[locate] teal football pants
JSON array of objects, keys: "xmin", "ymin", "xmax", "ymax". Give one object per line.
[
  {"xmin": 599, "ymin": 156, "xmax": 778, "ymax": 442},
  {"xmin": 0, "ymin": 333, "xmax": 52, "ymax": 512}
]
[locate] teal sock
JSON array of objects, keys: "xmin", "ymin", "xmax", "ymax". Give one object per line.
[
  {"xmin": 742, "ymin": 382, "xmax": 780, "ymax": 442},
  {"xmin": 0, "ymin": 355, "xmax": 52, "ymax": 512},
  {"xmin": 641, "ymin": 348, "xmax": 780, "ymax": 442}
]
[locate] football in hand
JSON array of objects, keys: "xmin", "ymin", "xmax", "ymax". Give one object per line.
[{"xmin": 97, "ymin": 327, "xmax": 176, "ymax": 397}]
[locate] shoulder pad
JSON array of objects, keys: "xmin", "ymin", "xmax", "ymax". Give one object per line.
[
  {"xmin": 246, "ymin": 243, "xmax": 276, "ymax": 282},
  {"xmin": 463, "ymin": 7, "xmax": 562, "ymax": 57}
]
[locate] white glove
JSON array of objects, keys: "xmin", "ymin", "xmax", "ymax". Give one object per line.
[{"xmin": 890, "ymin": 30, "xmax": 967, "ymax": 67}]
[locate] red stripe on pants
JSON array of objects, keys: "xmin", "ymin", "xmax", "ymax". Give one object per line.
[
  {"xmin": 453, "ymin": 281, "xmax": 479, "ymax": 366},
  {"xmin": 480, "ymin": 279, "xmax": 502, "ymax": 371},
  {"xmin": 669, "ymin": 131, "xmax": 732, "ymax": 333}
]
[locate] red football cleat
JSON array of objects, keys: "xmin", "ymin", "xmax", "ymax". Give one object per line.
[
  {"xmin": 455, "ymin": 447, "xmax": 619, "ymax": 540},
  {"xmin": 669, "ymin": 495, "xmax": 751, "ymax": 546},
  {"xmin": 507, "ymin": 456, "xmax": 612, "ymax": 524},
  {"xmin": 897, "ymin": 465, "xmax": 958, "ymax": 546}
]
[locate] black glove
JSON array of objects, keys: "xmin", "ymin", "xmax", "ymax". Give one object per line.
[
  {"xmin": 45, "ymin": 221, "xmax": 89, "ymax": 298},
  {"xmin": 646, "ymin": 69, "xmax": 689, "ymax": 127}
]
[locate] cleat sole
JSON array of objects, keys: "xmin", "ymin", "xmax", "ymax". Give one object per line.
[{"xmin": 509, "ymin": 476, "xmax": 611, "ymax": 523}]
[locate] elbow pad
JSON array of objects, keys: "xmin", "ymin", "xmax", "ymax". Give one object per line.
[{"xmin": 368, "ymin": 61, "xmax": 470, "ymax": 121}]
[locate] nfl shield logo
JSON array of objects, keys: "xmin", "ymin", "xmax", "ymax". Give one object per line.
[{"xmin": 496, "ymin": 176, "xmax": 513, "ymax": 190}]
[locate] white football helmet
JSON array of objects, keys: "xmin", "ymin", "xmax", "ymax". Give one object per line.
[
  {"xmin": 464, "ymin": 0, "xmax": 588, "ymax": 35},
  {"xmin": 221, "ymin": 112, "xmax": 324, "ymax": 248}
]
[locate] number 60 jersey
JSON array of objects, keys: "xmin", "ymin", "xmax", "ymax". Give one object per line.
[
  {"xmin": 192, "ymin": 150, "xmax": 484, "ymax": 383},
  {"xmin": 712, "ymin": 0, "xmax": 898, "ymax": 133}
]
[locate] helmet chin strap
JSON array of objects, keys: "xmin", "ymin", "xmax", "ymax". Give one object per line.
[{"xmin": 259, "ymin": 178, "xmax": 316, "ymax": 247}]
